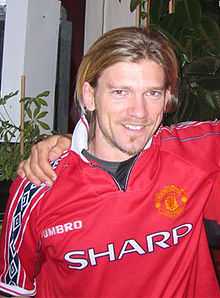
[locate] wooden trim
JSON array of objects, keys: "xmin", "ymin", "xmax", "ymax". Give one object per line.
[{"xmin": 20, "ymin": 75, "xmax": 25, "ymax": 156}]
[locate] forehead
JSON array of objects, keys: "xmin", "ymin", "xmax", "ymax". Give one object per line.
[{"xmin": 97, "ymin": 59, "xmax": 166, "ymax": 87}]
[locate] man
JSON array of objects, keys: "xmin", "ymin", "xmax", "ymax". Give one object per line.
[{"xmin": 0, "ymin": 26, "xmax": 220, "ymax": 297}]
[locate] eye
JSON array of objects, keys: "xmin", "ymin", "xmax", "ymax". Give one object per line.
[
  {"xmin": 112, "ymin": 89, "xmax": 128, "ymax": 97},
  {"xmin": 145, "ymin": 90, "xmax": 163, "ymax": 98}
]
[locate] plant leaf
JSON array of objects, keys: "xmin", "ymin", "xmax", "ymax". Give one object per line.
[
  {"xmin": 36, "ymin": 111, "xmax": 48, "ymax": 119},
  {"xmin": 26, "ymin": 107, "xmax": 32, "ymax": 119},
  {"xmin": 37, "ymin": 120, "xmax": 50, "ymax": 130},
  {"xmin": 183, "ymin": 0, "xmax": 201, "ymax": 26},
  {"xmin": 33, "ymin": 105, "xmax": 41, "ymax": 118},
  {"xmin": 200, "ymin": 16, "xmax": 220, "ymax": 54},
  {"xmin": 130, "ymin": 0, "xmax": 142, "ymax": 12},
  {"xmin": 37, "ymin": 97, "xmax": 48, "ymax": 106},
  {"xmin": 36, "ymin": 90, "xmax": 50, "ymax": 98},
  {"xmin": 150, "ymin": 0, "xmax": 169, "ymax": 24}
]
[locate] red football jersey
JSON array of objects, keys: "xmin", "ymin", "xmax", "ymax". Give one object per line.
[{"xmin": 0, "ymin": 121, "xmax": 220, "ymax": 297}]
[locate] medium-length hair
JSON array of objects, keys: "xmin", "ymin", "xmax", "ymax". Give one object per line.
[{"xmin": 74, "ymin": 26, "xmax": 179, "ymax": 140}]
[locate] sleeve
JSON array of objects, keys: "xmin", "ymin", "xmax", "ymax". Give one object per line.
[{"xmin": 0, "ymin": 177, "xmax": 47, "ymax": 297}]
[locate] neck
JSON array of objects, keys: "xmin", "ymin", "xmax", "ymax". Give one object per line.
[{"xmin": 88, "ymin": 141, "xmax": 134, "ymax": 162}]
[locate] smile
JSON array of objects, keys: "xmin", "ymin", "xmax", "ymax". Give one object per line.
[{"xmin": 124, "ymin": 124, "xmax": 145, "ymax": 131}]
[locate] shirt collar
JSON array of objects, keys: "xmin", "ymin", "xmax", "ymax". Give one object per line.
[{"xmin": 71, "ymin": 115, "xmax": 153, "ymax": 161}]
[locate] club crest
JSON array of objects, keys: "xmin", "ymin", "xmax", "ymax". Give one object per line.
[{"xmin": 155, "ymin": 185, "xmax": 188, "ymax": 218}]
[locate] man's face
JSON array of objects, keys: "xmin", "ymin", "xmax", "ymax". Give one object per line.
[{"xmin": 83, "ymin": 59, "xmax": 170, "ymax": 161}]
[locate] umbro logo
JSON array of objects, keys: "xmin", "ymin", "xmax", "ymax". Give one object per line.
[{"xmin": 42, "ymin": 220, "xmax": 83, "ymax": 238}]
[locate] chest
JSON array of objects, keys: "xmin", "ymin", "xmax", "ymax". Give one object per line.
[{"xmin": 36, "ymin": 159, "xmax": 213, "ymax": 266}]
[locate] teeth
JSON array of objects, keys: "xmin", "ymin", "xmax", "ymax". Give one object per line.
[{"xmin": 125, "ymin": 124, "xmax": 144, "ymax": 130}]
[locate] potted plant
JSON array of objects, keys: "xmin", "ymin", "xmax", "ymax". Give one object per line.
[
  {"xmin": 0, "ymin": 90, "xmax": 51, "ymax": 225},
  {"xmin": 121, "ymin": 0, "xmax": 220, "ymax": 124}
]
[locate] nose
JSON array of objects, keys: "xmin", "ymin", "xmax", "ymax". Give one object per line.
[{"xmin": 127, "ymin": 94, "xmax": 148, "ymax": 119}]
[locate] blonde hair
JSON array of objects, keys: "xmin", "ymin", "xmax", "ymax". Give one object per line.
[{"xmin": 74, "ymin": 26, "xmax": 178, "ymax": 139}]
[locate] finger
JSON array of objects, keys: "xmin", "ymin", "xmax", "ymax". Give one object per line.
[
  {"xmin": 28, "ymin": 144, "xmax": 56, "ymax": 186},
  {"xmin": 22, "ymin": 157, "xmax": 43, "ymax": 186},
  {"xmin": 16, "ymin": 135, "xmax": 71, "ymax": 186},
  {"xmin": 48, "ymin": 135, "xmax": 71, "ymax": 161},
  {"xmin": 35, "ymin": 142, "xmax": 57, "ymax": 181},
  {"xmin": 17, "ymin": 160, "xmax": 26, "ymax": 178},
  {"xmin": 17, "ymin": 158, "xmax": 42, "ymax": 186}
]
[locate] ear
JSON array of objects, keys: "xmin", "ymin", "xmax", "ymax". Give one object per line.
[{"xmin": 82, "ymin": 82, "xmax": 96, "ymax": 112}]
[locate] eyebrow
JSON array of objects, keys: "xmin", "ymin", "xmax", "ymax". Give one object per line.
[
  {"xmin": 107, "ymin": 83, "xmax": 131, "ymax": 89},
  {"xmin": 107, "ymin": 82, "xmax": 166, "ymax": 90},
  {"xmin": 147, "ymin": 86, "xmax": 166, "ymax": 91}
]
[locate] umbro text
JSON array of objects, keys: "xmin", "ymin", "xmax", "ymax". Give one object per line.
[{"xmin": 42, "ymin": 220, "xmax": 83, "ymax": 238}]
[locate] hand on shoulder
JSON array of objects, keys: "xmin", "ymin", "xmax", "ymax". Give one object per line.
[{"xmin": 17, "ymin": 134, "xmax": 71, "ymax": 186}]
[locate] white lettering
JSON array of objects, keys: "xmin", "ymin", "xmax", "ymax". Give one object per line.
[
  {"xmin": 56, "ymin": 225, "xmax": 64, "ymax": 234},
  {"xmin": 118, "ymin": 239, "xmax": 145, "ymax": 259},
  {"xmin": 63, "ymin": 222, "xmax": 73, "ymax": 232},
  {"xmin": 73, "ymin": 220, "xmax": 83, "ymax": 229},
  {"xmin": 64, "ymin": 223, "xmax": 193, "ymax": 270},
  {"xmin": 47, "ymin": 227, "xmax": 56, "ymax": 237},
  {"xmin": 172, "ymin": 223, "xmax": 193, "ymax": 245},
  {"xmin": 64, "ymin": 251, "xmax": 88, "ymax": 270},
  {"xmin": 88, "ymin": 244, "xmax": 115, "ymax": 266},
  {"xmin": 146, "ymin": 232, "xmax": 170, "ymax": 252},
  {"xmin": 42, "ymin": 220, "xmax": 83, "ymax": 238}
]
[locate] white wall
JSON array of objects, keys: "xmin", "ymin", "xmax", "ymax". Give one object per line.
[
  {"xmin": 84, "ymin": 0, "xmax": 104, "ymax": 53},
  {"xmin": 84, "ymin": 0, "xmax": 137, "ymax": 53},
  {"xmin": 1, "ymin": 0, "xmax": 28, "ymax": 126},
  {"xmin": 1, "ymin": 0, "xmax": 61, "ymax": 131},
  {"xmin": 104, "ymin": 0, "xmax": 137, "ymax": 32}
]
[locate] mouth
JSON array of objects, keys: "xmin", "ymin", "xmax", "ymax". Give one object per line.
[{"xmin": 123, "ymin": 124, "xmax": 146, "ymax": 131}]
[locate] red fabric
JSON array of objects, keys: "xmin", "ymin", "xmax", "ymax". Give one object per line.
[{"xmin": 0, "ymin": 121, "xmax": 220, "ymax": 297}]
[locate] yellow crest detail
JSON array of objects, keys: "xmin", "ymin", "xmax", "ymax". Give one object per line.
[{"xmin": 155, "ymin": 185, "xmax": 188, "ymax": 218}]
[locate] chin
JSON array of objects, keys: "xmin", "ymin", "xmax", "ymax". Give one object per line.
[{"xmin": 122, "ymin": 144, "xmax": 144, "ymax": 156}]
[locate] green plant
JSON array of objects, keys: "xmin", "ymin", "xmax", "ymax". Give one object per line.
[
  {"xmin": 120, "ymin": 0, "xmax": 220, "ymax": 124},
  {"xmin": 0, "ymin": 90, "xmax": 51, "ymax": 180}
]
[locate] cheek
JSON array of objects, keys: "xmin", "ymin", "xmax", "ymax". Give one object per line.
[
  {"xmin": 96, "ymin": 101, "xmax": 114, "ymax": 127},
  {"xmin": 150, "ymin": 102, "xmax": 166, "ymax": 116},
  {"xmin": 98, "ymin": 99, "xmax": 124, "ymax": 120}
]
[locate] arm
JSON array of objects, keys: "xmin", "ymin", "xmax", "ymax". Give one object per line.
[
  {"xmin": 17, "ymin": 134, "xmax": 71, "ymax": 186},
  {"xmin": 0, "ymin": 177, "xmax": 45, "ymax": 297}
]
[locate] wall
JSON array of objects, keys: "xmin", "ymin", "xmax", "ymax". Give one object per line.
[
  {"xmin": 1, "ymin": 0, "xmax": 61, "ymax": 132},
  {"xmin": 84, "ymin": 0, "xmax": 137, "ymax": 52}
]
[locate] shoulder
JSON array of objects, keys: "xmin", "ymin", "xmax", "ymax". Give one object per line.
[
  {"xmin": 50, "ymin": 149, "xmax": 75, "ymax": 171},
  {"xmin": 156, "ymin": 120, "xmax": 220, "ymax": 171},
  {"xmin": 7, "ymin": 176, "xmax": 49, "ymax": 222},
  {"xmin": 159, "ymin": 120, "xmax": 220, "ymax": 143},
  {"xmin": 7, "ymin": 151, "xmax": 76, "ymax": 214}
]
